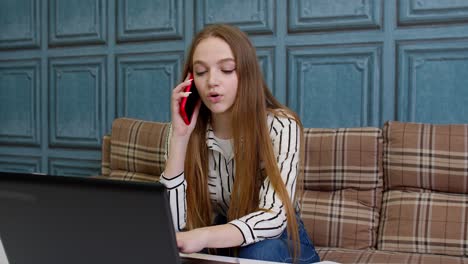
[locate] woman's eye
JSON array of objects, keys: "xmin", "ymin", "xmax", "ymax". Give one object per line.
[
  {"xmin": 221, "ymin": 69, "xmax": 235, "ymax": 74},
  {"xmin": 195, "ymin": 71, "xmax": 207, "ymax": 76}
]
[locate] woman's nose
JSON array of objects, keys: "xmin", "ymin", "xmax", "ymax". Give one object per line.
[{"xmin": 207, "ymin": 70, "xmax": 219, "ymax": 87}]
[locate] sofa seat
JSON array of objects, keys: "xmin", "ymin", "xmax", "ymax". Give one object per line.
[
  {"xmin": 317, "ymin": 247, "xmax": 468, "ymax": 264},
  {"xmin": 100, "ymin": 118, "xmax": 468, "ymax": 263}
]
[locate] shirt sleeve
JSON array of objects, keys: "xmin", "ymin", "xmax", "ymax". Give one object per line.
[
  {"xmin": 229, "ymin": 116, "xmax": 300, "ymax": 246},
  {"xmin": 159, "ymin": 123, "xmax": 187, "ymax": 232}
]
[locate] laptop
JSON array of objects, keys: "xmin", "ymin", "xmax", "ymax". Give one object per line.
[{"xmin": 0, "ymin": 172, "xmax": 235, "ymax": 264}]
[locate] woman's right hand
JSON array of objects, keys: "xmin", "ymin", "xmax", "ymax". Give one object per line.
[
  {"xmin": 163, "ymin": 78, "xmax": 201, "ymax": 179},
  {"xmin": 170, "ymin": 79, "xmax": 201, "ymax": 139}
]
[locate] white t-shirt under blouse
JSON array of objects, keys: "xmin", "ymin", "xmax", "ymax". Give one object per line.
[{"xmin": 159, "ymin": 113, "xmax": 300, "ymax": 246}]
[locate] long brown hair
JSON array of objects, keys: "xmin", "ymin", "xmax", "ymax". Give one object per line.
[{"xmin": 181, "ymin": 24, "xmax": 304, "ymax": 261}]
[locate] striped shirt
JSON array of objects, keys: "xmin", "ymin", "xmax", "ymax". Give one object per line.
[{"xmin": 159, "ymin": 113, "xmax": 300, "ymax": 246}]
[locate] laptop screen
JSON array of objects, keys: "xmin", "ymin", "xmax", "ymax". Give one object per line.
[{"xmin": 0, "ymin": 172, "xmax": 180, "ymax": 264}]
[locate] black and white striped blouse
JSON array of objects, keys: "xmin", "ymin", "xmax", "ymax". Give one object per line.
[{"xmin": 159, "ymin": 113, "xmax": 300, "ymax": 246}]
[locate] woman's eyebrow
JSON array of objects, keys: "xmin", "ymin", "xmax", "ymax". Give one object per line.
[
  {"xmin": 193, "ymin": 58, "xmax": 235, "ymax": 66},
  {"xmin": 217, "ymin": 58, "xmax": 235, "ymax": 64}
]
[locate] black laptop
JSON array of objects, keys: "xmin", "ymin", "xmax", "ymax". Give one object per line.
[{"xmin": 0, "ymin": 172, "xmax": 234, "ymax": 264}]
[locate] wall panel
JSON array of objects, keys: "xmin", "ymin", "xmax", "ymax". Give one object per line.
[
  {"xmin": 196, "ymin": 0, "xmax": 274, "ymax": 34},
  {"xmin": 0, "ymin": 0, "xmax": 467, "ymax": 176},
  {"xmin": 49, "ymin": 0, "xmax": 107, "ymax": 46},
  {"xmin": 117, "ymin": 0, "xmax": 183, "ymax": 42},
  {"xmin": 49, "ymin": 56, "xmax": 106, "ymax": 148},
  {"xmin": 256, "ymin": 47, "xmax": 275, "ymax": 93},
  {"xmin": 48, "ymin": 157, "xmax": 101, "ymax": 177},
  {"xmin": 398, "ymin": 40, "xmax": 468, "ymax": 123},
  {"xmin": 0, "ymin": 0, "xmax": 40, "ymax": 49},
  {"xmin": 288, "ymin": 44, "xmax": 381, "ymax": 128},
  {"xmin": 398, "ymin": 0, "xmax": 468, "ymax": 26},
  {"xmin": 0, "ymin": 155, "xmax": 41, "ymax": 173},
  {"xmin": 289, "ymin": 0, "xmax": 382, "ymax": 32},
  {"xmin": 116, "ymin": 53, "xmax": 182, "ymax": 121},
  {"xmin": 0, "ymin": 59, "xmax": 40, "ymax": 146}
]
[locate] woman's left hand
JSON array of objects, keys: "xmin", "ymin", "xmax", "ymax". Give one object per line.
[
  {"xmin": 176, "ymin": 224, "xmax": 244, "ymax": 253},
  {"xmin": 176, "ymin": 229, "xmax": 208, "ymax": 254}
]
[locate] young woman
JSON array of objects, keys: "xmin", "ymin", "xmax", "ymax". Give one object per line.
[{"xmin": 160, "ymin": 24, "xmax": 320, "ymax": 263}]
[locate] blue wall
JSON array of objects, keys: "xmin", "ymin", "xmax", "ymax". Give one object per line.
[{"xmin": 1, "ymin": 0, "xmax": 468, "ymax": 176}]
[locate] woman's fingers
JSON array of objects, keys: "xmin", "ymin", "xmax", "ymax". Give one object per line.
[
  {"xmin": 173, "ymin": 79, "xmax": 193, "ymax": 93},
  {"xmin": 189, "ymin": 100, "xmax": 202, "ymax": 128},
  {"xmin": 175, "ymin": 230, "xmax": 205, "ymax": 254},
  {"xmin": 172, "ymin": 79, "xmax": 192, "ymax": 105},
  {"xmin": 171, "ymin": 79, "xmax": 198, "ymax": 130},
  {"xmin": 172, "ymin": 91, "xmax": 191, "ymax": 104},
  {"xmin": 176, "ymin": 233, "xmax": 184, "ymax": 249},
  {"xmin": 172, "ymin": 79, "xmax": 194, "ymax": 109}
]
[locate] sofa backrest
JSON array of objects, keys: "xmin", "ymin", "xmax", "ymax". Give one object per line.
[
  {"xmin": 101, "ymin": 118, "xmax": 169, "ymax": 182},
  {"xmin": 300, "ymin": 127, "xmax": 383, "ymax": 250},
  {"xmin": 101, "ymin": 119, "xmax": 385, "ymax": 250},
  {"xmin": 378, "ymin": 121, "xmax": 468, "ymax": 257}
]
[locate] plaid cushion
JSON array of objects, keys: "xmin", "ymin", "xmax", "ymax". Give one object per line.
[
  {"xmin": 301, "ymin": 127, "xmax": 383, "ymax": 249},
  {"xmin": 109, "ymin": 118, "xmax": 169, "ymax": 179},
  {"xmin": 378, "ymin": 190, "xmax": 468, "ymax": 257},
  {"xmin": 317, "ymin": 247, "xmax": 468, "ymax": 264},
  {"xmin": 303, "ymin": 128, "xmax": 383, "ymax": 191},
  {"xmin": 101, "ymin": 135, "xmax": 111, "ymax": 177},
  {"xmin": 302, "ymin": 189, "xmax": 381, "ymax": 249},
  {"xmin": 383, "ymin": 121, "xmax": 468, "ymax": 193}
]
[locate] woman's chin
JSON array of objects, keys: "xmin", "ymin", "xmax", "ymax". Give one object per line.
[{"xmin": 208, "ymin": 107, "xmax": 233, "ymax": 117}]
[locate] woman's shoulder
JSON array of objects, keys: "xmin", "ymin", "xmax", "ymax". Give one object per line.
[{"xmin": 267, "ymin": 109, "xmax": 300, "ymax": 135}]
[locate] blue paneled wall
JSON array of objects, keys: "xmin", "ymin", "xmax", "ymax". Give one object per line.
[{"xmin": 1, "ymin": 0, "xmax": 468, "ymax": 176}]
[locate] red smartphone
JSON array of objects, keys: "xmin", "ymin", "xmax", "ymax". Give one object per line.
[{"xmin": 179, "ymin": 73, "xmax": 200, "ymax": 125}]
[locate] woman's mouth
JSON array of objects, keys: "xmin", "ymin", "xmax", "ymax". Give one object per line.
[{"xmin": 208, "ymin": 93, "xmax": 222, "ymax": 103}]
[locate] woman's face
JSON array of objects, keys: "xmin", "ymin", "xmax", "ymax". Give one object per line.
[{"xmin": 192, "ymin": 37, "xmax": 238, "ymax": 117}]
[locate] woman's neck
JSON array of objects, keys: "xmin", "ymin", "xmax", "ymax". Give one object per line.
[{"xmin": 211, "ymin": 113, "xmax": 232, "ymax": 139}]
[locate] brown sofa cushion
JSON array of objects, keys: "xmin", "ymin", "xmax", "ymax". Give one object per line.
[
  {"xmin": 303, "ymin": 128, "xmax": 383, "ymax": 191},
  {"xmin": 383, "ymin": 121, "xmax": 468, "ymax": 193},
  {"xmin": 378, "ymin": 190, "xmax": 468, "ymax": 257},
  {"xmin": 301, "ymin": 127, "xmax": 383, "ymax": 249},
  {"xmin": 101, "ymin": 135, "xmax": 111, "ymax": 177},
  {"xmin": 381, "ymin": 121, "xmax": 468, "ymax": 257},
  {"xmin": 109, "ymin": 118, "xmax": 169, "ymax": 180},
  {"xmin": 302, "ymin": 189, "xmax": 381, "ymax": 249},
  {"xmin": 317, "ymin": 247, "xmax": 468, "ymax": 264}
]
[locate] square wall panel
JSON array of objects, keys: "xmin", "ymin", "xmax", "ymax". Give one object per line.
[
  {"xmin": 398, "ymin": 0, "xmax": 468, "ymax": 26},
  {"xmin": 49, "ymin": 0, "xmax": 107, "ymax": 46},
  {"xmin": 397, "ymin": 40, "xmax": 468, "ymax": 123},
  {"xmin": 288, "ymin": 44, "xmax": 382, "ymax": 128},
  {"xmin": 0, "ymin": 0, "xmax": 40, "ymax": 49},
  {"xmin": 288, "ymin": 0, "xmax": 382, "ymax": 32},
  {"xmin": 48, "ymin": 157, "xmax": 101, "ymax": 177},
  {"xmin": 49, "ymin": 56, "xmax": 106, "ymax": 148},
  {"xmin": 256, "ymin": 47, "xmax": 275, "ymax": 93},
  {"xmin": 196, "ymin": 0, "xmax": 275, "ymax": 34},
  {"xmin": 0, "ymin": 155, "xmax": 41, "ymax": 173},
  {"xmin": 0, "ymin": 59, "xmax": 40, "ymax": 146},
  {"xmin": 117, "ymin": 0, "xmax": 183, "ymax": 42},
  {"xmin": 116, "ymin": 52, "xmax": 183, "ymax": 121}
]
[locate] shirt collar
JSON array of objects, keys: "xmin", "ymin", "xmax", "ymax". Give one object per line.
[
  {"xmin": 205, "ymin": 122, "xmax": 234, "ymax": 161},
  {"xmin": 206, "ymin": 122, "xmax": 222, "ymax": 153}
]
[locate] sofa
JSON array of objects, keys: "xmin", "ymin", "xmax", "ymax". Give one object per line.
[{"xmin": 101, "ymin": 118, "xmax": 468, "ymax": 263}]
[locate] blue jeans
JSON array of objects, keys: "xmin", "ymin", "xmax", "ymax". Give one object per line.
[{"xmin": 213, "ymin": 213, "xmax": 320, "ymax": 263}]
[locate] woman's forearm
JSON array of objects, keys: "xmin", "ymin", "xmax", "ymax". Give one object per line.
[
  {"xmin": 201, "ymin": 223, "xmax": 244, "ymax": 248},
  {"xmin": 163, "ymin": 135, "xmax": 189, "ymax": 178},
  {"xmin": 177, "ymin": 223, "xmax": 244, "ymax": 253}
]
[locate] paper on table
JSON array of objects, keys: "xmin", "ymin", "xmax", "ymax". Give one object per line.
[{"xmin": 0, "ymin": 238, "xmax": 10, "ymax": 264}]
